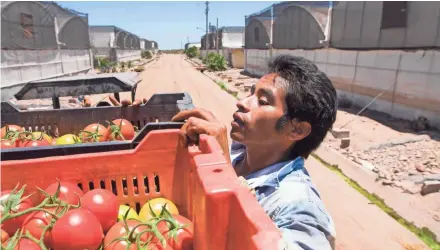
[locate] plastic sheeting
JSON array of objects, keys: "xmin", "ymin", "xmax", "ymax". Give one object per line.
[
  {"xmin": 1, "ymin": 1, "xmax": 90, "ymax": 50},
  {"xmin": 245, "ymin": 1, "xmax": 332, "ymax": 50}
]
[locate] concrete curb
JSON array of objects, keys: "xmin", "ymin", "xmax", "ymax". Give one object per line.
[{"xmin": 314, "ymin": 145, "xmax": 440, "ymax": 240}]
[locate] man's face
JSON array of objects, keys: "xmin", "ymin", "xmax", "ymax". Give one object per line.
[{"xmin": 230, "ymin": 73, "xmax": 290, "ymax": 146}]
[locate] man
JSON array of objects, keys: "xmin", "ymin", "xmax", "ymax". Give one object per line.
[{"xmin": 172, "ymin": 54, "xmax": 337, "ymax": 249}]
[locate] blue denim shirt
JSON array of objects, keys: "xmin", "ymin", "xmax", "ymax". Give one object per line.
[{"xmin": 230, "ymin": 141, "xmax": 336, "ymax": 250}]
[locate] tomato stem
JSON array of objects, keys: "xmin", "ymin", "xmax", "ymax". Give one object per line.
[{"xmin": 23, "ymin": 230, "xmax": 49, "ymax": 250}]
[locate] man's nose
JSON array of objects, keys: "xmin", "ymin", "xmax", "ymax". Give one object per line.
[{"xmin": 236, "ymin": 96, "xmax": 252, "ymax": 112}]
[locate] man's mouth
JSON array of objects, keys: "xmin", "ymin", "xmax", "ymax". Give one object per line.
[{"xmin": 232, "ymin": 112, "xmax": 245, "ymax": 127}]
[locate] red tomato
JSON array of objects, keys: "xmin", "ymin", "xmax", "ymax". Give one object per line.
[
  {"xmin": 0, "ymin": 140, "xmax": 15, "ymax": 149},
  {"xmin": 103, "ymin": 220, "xmax": 150, "ymax": 250},
  {"xmin": 51, "ymin": 208, "xmax": 104, "ymax": 250},
  {"xmin": 42, "ymin": 181, "xmax": 84, "ymax": 206},
  {"xmin": 13, "ymin": 238, "xmax": 41, "ymax": 250},
  {"xmin": 0, "ymin": 190, "xmax": 33, "ymax": 235},
  {"xmin": 1, "ymin": 229, "xmax": 9, "ymax": 244},
  {"xmin": 17, "ymin": 137, "xmax": 52, "ymax": 148},
  {"xmin": 22, "ymin": 207, "xmax": 62, "ymax": 247},
  {"xmin": 155, "ymin": 215, "xmax": 194, "ymax": 250},
  {"xmin": 80, "ymin": 123, "xmax": 108, "ymax": 142},
  {"xmin": 0, "ymin": 125, "xmax": 23, "ymax": 139},
  {"xmin": 81, "ymin": 189, "xmax": 118, "ymax": 232},
  {"xmin": 107, "ymin": 119, "xmax": 135, "ymax": 141}
]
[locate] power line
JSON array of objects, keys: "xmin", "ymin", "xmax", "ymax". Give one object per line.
[{"xmin": 205, "ymin": 1, "xmax": 209, "ymax": 49}]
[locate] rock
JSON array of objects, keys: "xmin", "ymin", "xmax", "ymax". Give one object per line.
[
  {"xmin": 399, "ymin": 156, "xmax": 408, "ymax": 161},
  {"xmin": 330, "ymin": 128, "xmax": 350, "ymax": 139},
  {"xmin": 430, "ymin": 162, "xmax": 438, "ymax": 167},
  {"xmin": 420, "ymin": 180, "xmax": 440, "ymax": 196},
  {"xmin": 340, "ymin": 138, "xmax": 350, "ymax": 149},
  {"xmin": 399, "ymin": 181, "xmax": 421, "ymax": 194},
  {"xmin": 382, "ymin": 180, "xmax": 393, "ymax": 185},
  {"xmin": 378, "ymin": 171, "xmax": 386, "ymax": 179},
  {"xmin": 358, "ymin": 160, "xmax": 375, "ymax": 172},
  {"xmin": 423, "ymin": 160, "xmax": 431, "ymax": 166},
  {"xmin": 429, "ymin": 168, "xmax": 440, "ymax": 174},
  {"xmin": 373, "ymin": 167, "xmax": 379, "ymax": 173},
  {"xmin": 415, "ymin": 163, "xmax": 425, "ymax": 172},
  {"xmin": 385, "ymin": 173, "xmax": 393, "ymax": 180}
]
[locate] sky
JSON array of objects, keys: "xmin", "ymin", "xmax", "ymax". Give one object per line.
[{"xmin": 57, "ymin": 1, "xmax": 279, "ymax": 50}]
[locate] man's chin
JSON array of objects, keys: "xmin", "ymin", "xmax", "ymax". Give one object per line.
[{"xmin": 230, "ymin": 130, "xmax": 244, "ymax": 142}]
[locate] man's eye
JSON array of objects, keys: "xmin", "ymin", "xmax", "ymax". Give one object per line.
[{"xmin": 258, "ymin": 99, "xmax": 269, "ymax": 105}]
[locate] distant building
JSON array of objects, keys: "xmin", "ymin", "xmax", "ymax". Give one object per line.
[
  {"xmin": 244, "ymin": 1, "xmax": 440, "ymax": 128},
  {"xmin": 201, "ymin": 26, "xmax": 244, "ymax": 50},
  {"xmin": 185, "ymin": 42, "xmax": 201, "ymax": 50},
  {"xmin": 140, "ymin": 39, "xmax": 158, "ymax": 54},
  {"xmin": 89, "ymin": 25, "xmax": 141, "ymax": 62},
  {"xmin": 1, "ymin": 1, "xmax": 92, "ymax": 101}
]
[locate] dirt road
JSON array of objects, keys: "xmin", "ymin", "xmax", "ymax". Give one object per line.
[
  {"xmin": 134, "ymin": 54, "xmax": 428, "ymax": 249},
  {"xmin": 135, "ymin": 54, "xmax": 238, "ymax": 134}
]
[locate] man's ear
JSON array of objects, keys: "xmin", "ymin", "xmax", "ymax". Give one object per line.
[{"xmin": 288, "ymin": 119, "xmax": 311, "ymax": 142}]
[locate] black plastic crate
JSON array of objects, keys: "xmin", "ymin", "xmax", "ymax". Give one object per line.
[
  {"xmin": 1, "ymin": 122, "xmax": 185, "ymax": 161},
  {"xmin": 1, "ymin": 92, "xmax": 193, "ymax": 137}
]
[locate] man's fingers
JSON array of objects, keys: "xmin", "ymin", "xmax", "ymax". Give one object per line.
[
  {"xmin": 109, "ymin": 95, "xmax": 121, "ymax": 106},
  {"xmin": 178, "ymin": 117, "xmax": 213, "ymax": 146},
  {"xmin": 120, "ymin": 99, "xmax": 132, "ymax": 106},
  {"xmin": 132, "ymin": 100, "xmax": 142, "ymax": 107},
  {"xmin": 171, "ymin": 108, "xmax": 217, "ymax": 122}
]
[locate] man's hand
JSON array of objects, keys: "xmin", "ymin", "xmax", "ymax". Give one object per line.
[
  {"xmin": 109, "ymin": 95, "xmax": 148, "ymax": 107},
  {"xmin": 171, "ymin": 108, "xmax": 231, "ymax": 163}
]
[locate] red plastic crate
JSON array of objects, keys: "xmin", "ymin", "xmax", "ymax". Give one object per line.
[{"xmin": 1, "ymin": 129, "xmax": 283, "ymax": 250}]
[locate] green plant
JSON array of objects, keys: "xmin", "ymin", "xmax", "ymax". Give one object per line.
[
  {"xmin": 184, "ymin": 46, "xmax": 198, "ymax": 58},
  {"xmin": 216, "ymin": 81, "xmax": 226, "ymax": 90},
  {"xmin": 120, "ymin": 61, "xmax": 125, "ymax": 69},
  {"xmin": 205, "ymin": 53, "xmax": 226, "ymax": 71},
  {"xmin": 141, "ymin": 50, "xmax": 152, "ymax": 59},
  {"xmin": 127, "ymin": 60, "xmax": 132, "ymax": 68},
  {"xmin": 94, "ymin": 57, "xmax": 112, "ymax": 73}
]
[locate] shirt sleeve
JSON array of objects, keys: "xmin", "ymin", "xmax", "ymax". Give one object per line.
[{"xmin": 272, "ymin": 199, "xmax": 335, "ymax": 250}]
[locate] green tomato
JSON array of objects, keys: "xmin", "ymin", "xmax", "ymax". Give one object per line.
[
  {"xmin": 118, "ymin": 205, "xmax": 139, "ymax": 221},
  {"xmin": 56, "ymin": 134, "xmax": 80, "ymax": 145}
]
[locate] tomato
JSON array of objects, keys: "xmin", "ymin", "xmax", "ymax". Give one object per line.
[
  {"xmin": 17, "ymin": 135, "xmax": 52, "ymax": 148},
  {"xmin": 81, "ymin": 189, "xmax": 118, "ymax": 232},
  {"xmin": 55, "ymin": 134, "xmax": 81, "ymax": 145},
  {"xmin": 42, "ymin": 181, "xmax": 84, "ymax": 206},
  {"xmin": 0, "ymin": 125, "xmax": 24, "ymax": 139},
  {"xmin": 10, "ymin": 238, "xmax": 41, "ymax": 250},
  {"xmin": 118, "ymin": 205, "xmax": 139, "ymax": 221},
  {"xmin": 1, "ymin": 229, "xmax": 9, "ymax": 244},
  {"xmin": 107, "ymin": 119, "xmax": 135, "ymax": 141},
  {"xmin": 22, "ymin": 207, "xmax": 62, "ymax": 247},
  {"xmin": 51, "ymin": 208, "xmax": 104, "ymax": 250},
  {"xmin": 80, "ymin": 123, "xmax": 108, "ymax": 142},
  {"xmin": 155, "ymin": 214, "xmax": 194, "ymax": 250},
  {"xmin": 103, "ymin": 220, "xmax": 149, "ymax": 250},
  {"xmin": 139, "ymin": 198, "xmax": 179, "ymax": 223},
  {"xmin": 0, "ymin": 140, "xmax": 15, "ymax": 149},
  {"xmin": 31, "ymin": 132, "xmax": 52, "ymax": 144},
  {"xmin": 0, "ymin": 190, "xmax": 33, "ymax": 235}
]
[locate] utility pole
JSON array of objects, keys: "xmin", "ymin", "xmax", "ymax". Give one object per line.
[
  {"xmin": 205, "ymin": 1, "xmax": 209, "ymax": 50},
  {"xmin": 216, "ymin": 18, "xmax": 219, "ymax": 53},
  {"xmin": 209, "ymin": 21, "xmax": 211, "ymax": 49}
]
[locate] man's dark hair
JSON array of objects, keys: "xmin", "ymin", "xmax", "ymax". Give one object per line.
[{"xmin": 269, "ymin": 55, "xmax": 337, "ymax": 158}]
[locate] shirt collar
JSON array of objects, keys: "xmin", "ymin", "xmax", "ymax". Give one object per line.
[
  {"xmin": 230, "ymin": 141, "xmax": 306, "ymax": 189},
  {"xmin": 246, "ymin": 157, "xmax": 305, "ymax": 189}
]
